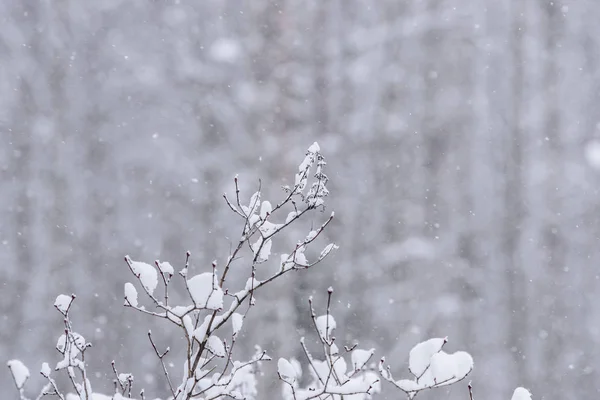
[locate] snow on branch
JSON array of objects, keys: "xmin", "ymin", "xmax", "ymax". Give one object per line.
[
  {"xmin": 379, "ymin": 337, "xmax": 473, "ymax": 399},
  {"xmin": 7, "ymin": 143, "xmax": 531, "ymax": 400},
  {"xmin": 278, "ymin": 288, "xmax": 380, "ymax": 400}
]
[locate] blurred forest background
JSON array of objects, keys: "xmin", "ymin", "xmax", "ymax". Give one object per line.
[{"xmin": 2, "ymin": 1, "xmax": 600, "ymax": 399}]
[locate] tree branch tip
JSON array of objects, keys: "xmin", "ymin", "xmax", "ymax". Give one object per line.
[{"xmin": 327, "ymin": 286, "xmax": 334, "ymax": 294}]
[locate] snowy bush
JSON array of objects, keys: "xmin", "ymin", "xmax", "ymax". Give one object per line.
[{"xmin": 7, "ymin": 143, "xmax": 530, "ymax": 400}]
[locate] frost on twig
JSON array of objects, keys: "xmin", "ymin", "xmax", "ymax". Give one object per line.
[
  {"xmin": 379, "ymin": 337, "xmax": 473, "ymax": 399},
  {"xmin": 278, "ymin": 288, "xmax": 380, "ymax": 400}
]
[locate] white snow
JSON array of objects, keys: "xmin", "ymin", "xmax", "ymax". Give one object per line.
[
  {"xmin": 294, "ymin": 246, "xmax": 308, "ymax": 266},
  {"xmin": 319, "ymin": 243, "xmax": 339, "ymax": 260},
  {"xmin": 351, "ymin": 348, "xmax": 375, "ymax": 371},
  {"xmin": 54, "ymin": 294, "xmax": 72, "ymax": 314},
  {"xmin": 512, "ymin": 387, "xmax": 532, "ymax": 400},
  {"xmin": 280, "ymin": 253, "xmax": 294, "ymax": 272},
  {"xmin": 285, "ymin": 211, "xmax": 298, "ymax": 224},
  {"xmin": 7, "ymin": 359, "xmax": 29, "ymax": 389},
  {"xmin": 408, "ymin": 337, "xmax": 446, "ymax": 378},
  {"xmin": 183, "ymin": 315, "xmax": 194, "ymax": 337},
  {"xmin": 206, "ymin": 335, "xmax": 226, "ymax": 357},
  {"xmin": 278, "ymin": 358, "xmax": 297, "ymax": 382},
  {"xmin": 242, "ymin": 191, "xmax": 261, "ymax": 217},
  {"xmin": 187, "ymin": 272, "xmax": 224, "ymax": 310},
  {"xmin": 124, "ymin": 282, "xmax": 138, "ymax": 307},
  {"xmin": 308, "ymin": 142, "xmax": 320, "ymax": 153},
  {"xmin": 315, "ymin": 315, "xmax": 336, "ymax": 341},
  {"xmin": 232, "ymin": 313, "xmax": 243, "ymax": 337},
  {"xmin": 260, "ymin": 201, "xmax": 272, "ymax": 219},
  {"xmin": 127, "ymin": 258, "xmax": 158, "ymax": 295},
  {"xmin": 56, "ymin": 332, "xmax": 86, "ymax": 365},
  {"xmin": 427, "ymin": 350, "xmax": 473, "ymax": 385},
  {"xmin": 40, "ymin": 362, "xmax": 51, "ymax": 377},
  {"xmin": 251, "ymin": 237, "xmax": 272, "ymax": 263},
  {"xmin": 157, "ymin": 260, "xmax": 174, "ymax": 276},
  {"xmin": 244, "ymin": 277, "xmax": 260, "ymax": 291}
]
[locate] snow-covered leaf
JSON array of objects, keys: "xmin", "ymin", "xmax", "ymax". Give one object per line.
[
  {"xmin": 278, "ymin": 358, "xmax": 297, "ymax": 383},
  {"xmin": 157, "ymin": 260, "xmax": 174, "ymax": 276},
  {"xmin": 408, "ymin": 337, "xmax": 446, "ymax": 378},
  {"xmin": 260, "ymin": 201, "xmax": 272, "ymax": 219},
  {"xmin": 55, "ymin": 332, "xmax": 86, "ymax": 362},
  {"xmin": 127, "ymin": 258, "xmax": 158, "ymax": 295},
  {"xmin": 206, "ymin": 335, "xmax": 226, "ymax": 357},
  {"xmin": 258, "ymin": 221, "xmax": 281, "ymax": 237},
  {"xmin": 232, "ymin": 313, "xmax": 243, "ymax": 337},
  {"xmin": 54, "ymin": 294, "xmax": 73, "ymax": 314},
  {"xmin": 244, "ymin": 277, "xmax": 260, "ymax": 291},
  {"xmin": 285, "ymin": 211, "xmax": 298, "ymax": 224},
  {"xmin": 395, "ymin": 379, "xmax": 423, "ymax": 392},
  {"xmin": 40, "ymin": 362, "xmax": 51, "ymax": 377},
  {"xmin": 294, "ymin": 247, "xmax": 308, "ymax": 266},
  {"xmin": 124, "ymin": 282, "xmax": 138, "ymax": 307},
  {"xmin": 315, "ymin": 314, "xmax": 336, "ymax": 341},
  {"xmin": 352, "ymin": 348, "xmax": 375, "ymax": 371},
  {"xmin": 118, "ymin": 373, "xmax": 133, "ymax": 386},
  {"xmin": 183, "ymin": 315, "xmax": 194, "ymax": 337},
  {"xmin": 7, "ymin": 359, "xmax": 29, "ymax": 389},
  {"xmin": 244, "ymin": 191, "xmax": 261, "ymax": 217},
  {"xmin": 187, "ymin": 273, "xmax": 224, "ymax": 310},
  {"xmin": 319, "ymin": 243, "xmax": 339, "ymax": 260},
  {"xmin": 428, "ymin": 351, "xmax": 473, "ymax": 385},
  {"xmin": 280, "ymin": 253, "xmax": 294, "ymax": 272},
  {"xmin": 512, "ymin": 387, "xmax": 532, "ymax": 400},
  {"xmin": 251, "ymin": 237, "xmax": 272, "ymax": 263}
]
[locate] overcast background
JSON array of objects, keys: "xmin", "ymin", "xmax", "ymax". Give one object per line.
[{"xmin": 2, "ymin": 1, "xmax": 600, "ymax": 399}]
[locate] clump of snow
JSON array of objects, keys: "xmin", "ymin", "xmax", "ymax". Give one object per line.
[
  {"xmin": 427, "ymin": 351, "xmax": 473, "ymax": 385},
  {"xmin": 241, "ymin": 191, "xmax": 261, "ymax": 218},
  {"xmin": 251, "ymin": 237, "xmax": 272, "ymax": 263},
  {"xmin": 206, "ymin": 335, "xmax": 226, "ymax": 358},
  {"xmin": 512, "ymin": 387, "xmax": 532, "ymax": 400},
  {"xmin": 280, "ymin": 253, "xmax": 294, "ymax": 272},
  {"xmin": 40, "ymin": 362, "xmax": 51, "ymax": 377},
  {"xmin": 187, "ymin": 273, "xmax": 224, "ymax": 310},
  {"xmin": 352, "ymin": 348, "xmax": 375, "ymax": 371},
  {"xmin": 260, "ymin": 201, "xmax": 272, "ymax": 219},
  {"xmin": 232, "ymin": 313, "xmax": 243, "ymax": 337},
  {"xmin": 315, "ymin": 315, "xmax": 336, "ymax": 341},
  {"xmin": 126, "ymin": 257, "xmax": 158, "ymax": 295},
  {"xmin": 319, "ymin": 243, "xmax": 338, "ymax": 260},
  {"xmin": 56, "ymin": 332, "xmax": 86, "ymax": 366},
  {"xmin": 278, "ymin": 358, "xmax": 297, "ymax": 383},
  {"xmin": 54, "ymin": 294, "xmax": 73, "ymax": 314},
  {"xmin": 7, "ymin": 359, "xmax": 29, "ymax": 389},
  {"xmin": 124, "ymin": 283, "xmax": 138, "ymax": 307},
  {"xmin": 409, "ymin": 337, "xmax": 446, "ymax": 377},
  {"xmin": 244, "ymin": 277, "xmax": 260, "ymax": 291},
  {"xmin": 285, "ymin": 211, "xmax": 298, "ymax": 224},
  {"xmin": 157, "ymin": 260, "xmax": 174, "ymax": 276},
  {"xmin": 380, "ymin": 337, "xmax": 473, "ymax": 397}
]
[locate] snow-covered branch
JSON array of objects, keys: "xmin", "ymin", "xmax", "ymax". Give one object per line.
[
  {"xmin": 7, "ymin": 143, "xmax": 531, "ymax": 400},
  {"xmin": 278, "ymin": 288, "xmax": 380, "ymax": 400}
]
